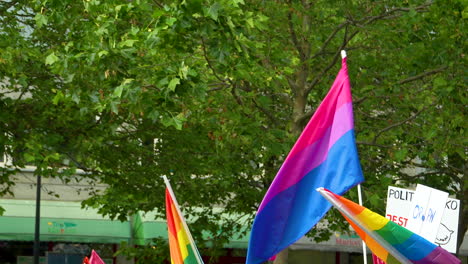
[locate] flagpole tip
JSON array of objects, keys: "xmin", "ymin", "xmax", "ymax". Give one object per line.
[
  {"xmin": 161, "ymin": 175, "xmax": 170, "ymax": 185},
  {"xmin": 341, "ymin": 50, "xmax": 347, "ymax": 59}
]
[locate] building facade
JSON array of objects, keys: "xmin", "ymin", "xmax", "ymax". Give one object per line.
[{"xmin": 1, "ymin": 167, "xmax": 467, "ymax": 264}]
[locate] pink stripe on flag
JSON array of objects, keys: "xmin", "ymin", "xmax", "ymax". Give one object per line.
[
  {"xmin": 89, "ymin": 250, "xmax": 106, "ymax": 264},
  {"xmin": 286, "ymin": 60, "xmax": 352, "ymax": 160},
  {"xmin": 258, "ymin": 102, "xmax": 354, "ymax": 212}
]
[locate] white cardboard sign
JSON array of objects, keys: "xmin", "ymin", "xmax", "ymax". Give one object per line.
[
  {"xmin": 385, "ymin": 185, "xmax": 459, "ymax": 253},
  {"xmin": 406, "ymin": 184, "xmax": 448, "ymax": 242}
]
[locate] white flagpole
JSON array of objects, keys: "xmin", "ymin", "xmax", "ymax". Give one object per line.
[
  {"xmin": 163, "ymin": 175, "xmax": 204, "ymax": 264},
  {"xmin": 341, "ymin": 49, "xmax": 368, "ymax": 264},
  {"xmin": 317, "ymin": 188, "xmax": 412, "ymax": 264},
  {"xmin": 341, "ymin": 50, "xmax": 347, "ymax": 60},
  {"xmin": 357, "ymin": 184, "xmax": 368, "ymax": 264}
]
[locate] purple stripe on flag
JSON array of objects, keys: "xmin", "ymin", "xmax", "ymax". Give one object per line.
[
  {"xmin": 412, "ymin": 246, "xmax": 461, "ymax": 264},
  {"xmin": 258, "ymin": 102, "xmax": 354, "ymax": 212}
]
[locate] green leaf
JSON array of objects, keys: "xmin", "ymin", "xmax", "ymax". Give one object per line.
[
  {"xmin": 45, "ymin": 52, "xmax": 59, "ymax": 65},
  {"xmin": 462, "ymin": 6, "xmax": 468, "ymax": 19},
  {"xmin": 246, "ymin": 18, "xmax": 254, "ymax": 28},
  {"xmin": 207, "ymin": 3, "xmax": 221, "ymax": 20},
  {"xmin": 173, "ymin": 113, "xmax": 186, "ymax": 130},
  {"xmin": 161, "ymin": 113, "xmax": 186, "ymax": 130},
  {"xmin": 166, "ymin": 17, "xmax": 177, "ymax": 26},
  {"xmin": 425, "ymin": 129, "xmax": 437, "ymax": 139},
  {"xmin": 152, "ymin": 9, "xmax": 165, "ymax": 18},
  {"xmin": 157, "ymin": 77, "xmax": 169, "ymax": 87},
  {"xmin": 34, "ymin": 13, "xmax": 48, "ymax": 28},
  {"xmin": 178, "ymin": 63, "xmax": 189, "ymax": 79},
  {"xmin": 114, "ymin": 79, "xmax": 133, "ymax": 98},
  {"xmin": 52, "ymin": 91, "xmax": 64, "ymax": 105},
  {"xmin": 79, "ymin": 107, "xmax": 89, "ymax": 115},
  {"xmin": 98, "ymin": 50, "xmax": 109, "ymax": 57},
  {"xmin": 24, "ymin": 153, "xmax": 35, "ymax": 163},
  {"xmin": 64, "ymin": 74, "xmax": 75, "ymax": 83},
  {"xmin": 119, "ymin": 39, "xmax": 138, "ymax": 48},
  {"xmin": 168, "ymin": 78, "xmax": 180, "ymax": 91},
  {"xmin": 362, "ymin": 85, "xmax": 375, "ymax": 92},
  {"xmin": 394, "ymin": 148, "xmax": 408, "ymax": 162},
  {"xmin": 433, "ymin": 77, "xmax": 447, "ymax": 88},
  {"xmin": 44, "ymin": 153, "xmax": 60, "ymax": 162},
  {"xmin": 115, "ymin": 4, "xmax": 123, "ymax": 12},
  {"xmin": 257, "ymin": 96, "xmax": 271, "ymax": 107},
  {"xmin": 122, "ymin": 78, "xmax": 134, "ymax": 85},
  {"xmin": 368, "ymin": 194, "xmax": 381, "ymax": 208},
  {"xmin": 114, "ymin": 85, "xmax": 124, "ymax": 98},
  {"xmin": 110, "ymin": 101, "xmax": 119, "ymax": 114},
  {"xmin": 147, "ymin": 110, "xmax": 160, "ymax": 122},
  {"xmin": 71, "ymin": 92, "xmax": 80, "ymax": 104},
  {"xmin": 188, "ymin": 69, "xmax": 198, "ymax": 77}
]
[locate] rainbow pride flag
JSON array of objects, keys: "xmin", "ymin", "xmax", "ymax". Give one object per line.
[
  {"xmin": 165, "ymin": 178, "xmax": 203, "ymax": 264},
  {"xmin": 317, "ymin": 188, "xmax": 461, "ymax": 264},
  {"xmin": 247, "ymin": 54, "xmax": 364, "ymax": 264}
]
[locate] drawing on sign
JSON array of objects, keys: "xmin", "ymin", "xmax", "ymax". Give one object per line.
[{"xmin": 435, "ymin": 223, "xmax": 454, "ymax": 246}]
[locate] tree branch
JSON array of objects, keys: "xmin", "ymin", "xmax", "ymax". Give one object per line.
[
  {"xmin": 252, "ymin": 99, "xmax": 280, "ymax": 127},
  {"xmin": 372, "ymin": 103, "xmax": 434, "ymax": 144},
  {"xmin": 398, "ymin": 66, "xmax": 447, "ymax": 85},
  {"xmin": 304, "ymin": 29, "xmax": 359, "ymax": 98},
  {"xmin": 311, "ymin": 21, "xmax": 349, "ymax": 59},
  {"xmin": 207, "ymin": 82, "xmax": 230, "ymax": 92},
  {"xmin": 200, "ymin": 36, "xmax": 232, "ymax": 86},
  {"xmin": 351, "ymin": 2, "xmax": 433, "ymax": 27},
  {"xmin": 287, "ymin": 10, "xmax": 304, "ymax": 63},
  {"xmin": 152, "ymin": 0, "xmax": 164, "ymax": 9},
  {"xmin": 356, "ymin": 140, "xmax": 391, "ymax": 148},
  {"xmin": 301, "ymin": 2, "xmax": 435, "ymax": 113},
  {"xmin": 231, "ymin": 84, "xmax": 243, "ymax": 105}
]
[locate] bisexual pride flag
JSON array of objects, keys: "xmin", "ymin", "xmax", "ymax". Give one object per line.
[
  {"xmin": 317, "ymin": 188, "xmax": 460, "ymax": 264},
  {"xmin": 246, "ymin": 56, "xmax": 364, "ymax": 264}
]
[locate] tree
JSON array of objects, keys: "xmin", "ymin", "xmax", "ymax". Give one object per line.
[{"xmin": 1, "ymin": 0, "xmax": 466, "ymax": 262}]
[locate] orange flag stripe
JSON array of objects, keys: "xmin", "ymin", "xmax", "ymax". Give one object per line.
[{"xmin": 166, "ymin": 189, "xmax": 184, "ymax": 264}]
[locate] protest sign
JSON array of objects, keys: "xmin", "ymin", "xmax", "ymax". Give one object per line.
[{"xmin": 385, "ymin": 185, "xmax": 459, "ymax": 253}]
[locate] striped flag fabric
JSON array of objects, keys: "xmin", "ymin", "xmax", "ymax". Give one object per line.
[
  {"xmin": 317, "ymin": 187, "xmax": 461, "ymax": 264},
  {"xmin": 165, "ymin": 177, "xmax": 204, "ymax": 264},
  {"xmin": 246, "ymin": 55, "xmax": 364, "ymax": 264}
]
